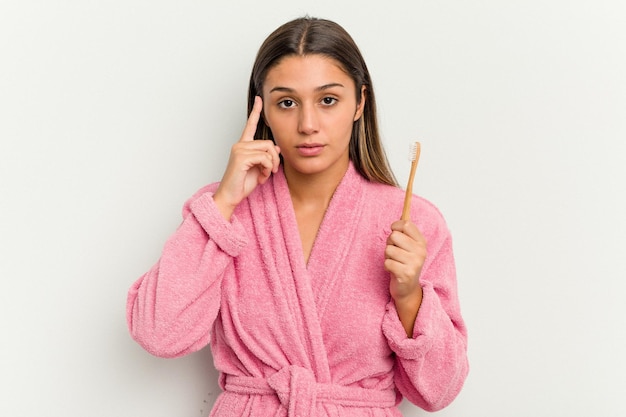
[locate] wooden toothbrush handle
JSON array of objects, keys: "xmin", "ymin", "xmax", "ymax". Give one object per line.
[{"xmin": 401, "ymin": 159, "xmax": 418, "ymax": 221}]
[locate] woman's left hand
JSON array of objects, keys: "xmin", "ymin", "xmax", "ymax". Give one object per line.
[{"xmin": 384, "ymin": 220, "xmax": 427, "ymax": 336}]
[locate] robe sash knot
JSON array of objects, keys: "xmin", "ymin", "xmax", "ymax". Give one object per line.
[{"xmin": 224, "ymin": 366, "xmax": 397, "ymax": 416}]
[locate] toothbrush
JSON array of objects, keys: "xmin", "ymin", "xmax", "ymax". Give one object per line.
[{"xmin": 401, "ymin": 142, "xmax": 421, "ymax": 221}]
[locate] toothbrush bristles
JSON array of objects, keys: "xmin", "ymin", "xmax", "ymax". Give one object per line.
[
  {"xmin": 401, "ymin": 141, "xmax": 421, "ymax": 221},
  {"xmin": 409, "ymin": 141, "xmax": 421, "ymax": 162}
]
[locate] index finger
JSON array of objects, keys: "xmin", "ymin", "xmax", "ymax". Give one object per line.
[
  {"xmin": 240, "ymin": 96, "xmax": 263, "ymax": 142},
  {"xmin": 391, "ymin": 220, "xmax": 423, "ymax": 240}
]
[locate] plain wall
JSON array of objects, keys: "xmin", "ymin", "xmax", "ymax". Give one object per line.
[{"xmin": 1, "ymin": 1, "xmax": 625, "ymax": 416}]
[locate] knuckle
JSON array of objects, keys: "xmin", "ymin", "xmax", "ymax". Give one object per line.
[{"xmin": 383, "ymin": 258, "xmax": 391, "ymax": 270}]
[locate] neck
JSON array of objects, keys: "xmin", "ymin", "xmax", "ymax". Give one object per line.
[{"xmin": 283, "ymin": 161, "xmax": 349, "ymax": 207}]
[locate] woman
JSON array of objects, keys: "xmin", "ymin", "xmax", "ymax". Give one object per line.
[{"xmin": 127, "ymin": 16, "xmax": 468, "ymax": 416}]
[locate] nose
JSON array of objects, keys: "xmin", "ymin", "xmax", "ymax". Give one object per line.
[{"xmin": 297, "ymin": 104, "xmax": 319, "ymax": 135}]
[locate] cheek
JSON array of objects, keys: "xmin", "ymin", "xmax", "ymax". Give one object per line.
[
  {"xmin": 262, "ymin": 114, "xmax": 289, "ymax": 146},
  {"xmin": 263, "ymin": 110, "xmax": 286, "ymax": 132},
  {"xmin": 334, "ymin": 111, "xmax": 358, "ymax": 135}
]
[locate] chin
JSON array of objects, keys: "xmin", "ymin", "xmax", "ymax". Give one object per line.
[{"xmin": 285, "ymin": 156, "xmax": 348, "ymax": 177}]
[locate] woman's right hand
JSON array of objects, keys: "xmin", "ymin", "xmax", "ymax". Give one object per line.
[{"xmin": 213, "ymin": 96, "xmax": 281, "ymax": 220}]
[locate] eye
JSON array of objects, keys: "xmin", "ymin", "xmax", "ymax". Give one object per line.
[
  {"xmin": 278, "ymin": 99, "xmax": 295, "ymax": 109},
  {"xmin": 321, "ymin": 97, "xmax": 338, "ymax": 106}
]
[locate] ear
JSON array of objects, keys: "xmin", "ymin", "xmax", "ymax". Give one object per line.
[{"xmin": 354, "ymin": 85, "xmax": 367, "ymax": 122}]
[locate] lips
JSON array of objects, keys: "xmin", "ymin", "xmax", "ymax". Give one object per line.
[{"xmin": 296, "ymin": 143, "xmax": 325, "ymax": 156}]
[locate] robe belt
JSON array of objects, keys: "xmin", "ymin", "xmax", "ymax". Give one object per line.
[{"xmin": 224, "ymin": 365, "xmax": 397, "ymax": 416}]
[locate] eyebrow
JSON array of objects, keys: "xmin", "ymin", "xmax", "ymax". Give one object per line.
[{"xmin": 268, "ymin": 83, "xmax": 345, "ymax": 94}]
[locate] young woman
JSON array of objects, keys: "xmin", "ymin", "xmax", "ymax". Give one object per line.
[{"xmin": 127, "ymin": 17, "xmax": 468, "ymax": 416}]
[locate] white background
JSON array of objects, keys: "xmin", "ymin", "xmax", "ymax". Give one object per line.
[{"xmin": 1, "ymin": 1, "xmax": 625, "ymax": 416}]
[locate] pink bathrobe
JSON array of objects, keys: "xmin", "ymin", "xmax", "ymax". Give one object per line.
[{"xmin": 127, "ymin": 163, "xmax": 468, "ymax": 416}]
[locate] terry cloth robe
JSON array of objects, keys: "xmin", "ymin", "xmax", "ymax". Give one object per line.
[{"xmin": 127, "ymin": 162, "xmax": 468, "ymax": 417}]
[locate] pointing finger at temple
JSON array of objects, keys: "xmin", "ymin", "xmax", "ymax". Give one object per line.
[{"xmin": 240, "ymin": 96, "xmax": 263, "ymax": 142}]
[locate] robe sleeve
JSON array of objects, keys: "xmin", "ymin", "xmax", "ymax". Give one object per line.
[
  {"xmin": 382, "ymin": 221, "xmax": 469, "ymax": 412},
  {"xmin": 126, "ymin": 185, "xmax": 248, "ymax": 358}
]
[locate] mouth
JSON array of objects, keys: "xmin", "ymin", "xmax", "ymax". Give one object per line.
[{"xmin": 295, "ymin": 143, "xmax": 325, "ymax": 157}]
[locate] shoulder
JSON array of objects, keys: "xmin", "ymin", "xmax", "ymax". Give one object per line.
[
  {"xmin": 362, "ymin": 180, "xmax": 451, "ymax": 240},
  {"xmin": 363, "ymin": 180, "xmax": 445, "ymax": 219}
]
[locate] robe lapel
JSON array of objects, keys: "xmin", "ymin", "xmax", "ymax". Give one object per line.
[
  {"xmin": 268, "ymin": 168, "xmax": 332, "ymax": 382},
  {"xmin": 306, "ymin": 164, "xmax": 366, "ymax": 321},
  {"xmin": 246, "ymin": 164, "xmax": 366, "ymax": 384},
  {"xmin": 243, "ymin": 172, "xmax": 312, "ymax": 371}
]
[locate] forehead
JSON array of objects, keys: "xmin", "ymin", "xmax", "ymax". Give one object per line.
[{"xmin": 264, "ymin": 54, "xmax": 355, "ymax": 91}]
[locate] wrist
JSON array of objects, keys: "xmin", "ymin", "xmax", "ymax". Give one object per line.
[
  {"xmin": 212, "ymin": 190, "xmax": 237, "ymax": 221},
  {"xmin": 393, "ymin": 286, "xmax": 423, "ymax": 338}
]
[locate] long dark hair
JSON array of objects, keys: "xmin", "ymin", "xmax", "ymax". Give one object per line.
[{"xmin": 247, "ymin": 17, "xmax": 397, "ymax": 187}]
